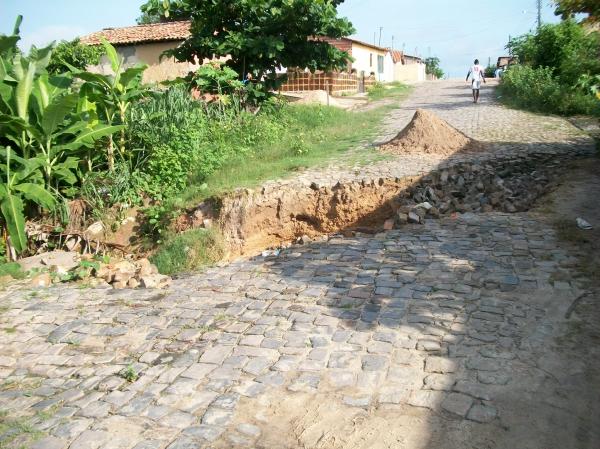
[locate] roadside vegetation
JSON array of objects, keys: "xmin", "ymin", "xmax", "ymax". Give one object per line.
[
  {"xmin": 498, "ymin": 18, "xmax": 600, "ymax": 116},
  {"xmin": 425, "ymin": 57, "xmax": 444, "ymax": 80},
  {"xmin": 367, "ymin": 81, "xmax": 412, "ymax": 101},
  {"xmin": 0, "ymin": 2, "xmax": 410, "ymax": 277}
]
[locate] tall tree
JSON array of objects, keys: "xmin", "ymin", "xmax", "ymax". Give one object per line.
[
  {"xmin": 161, "ymin": 0, "xmax": 354, "ymax": 90},
  {"xmin": 425, "ymin": 57, "xmax": 444, "ymax": 79},
  {"xmin": 555, "ymin": 0, "xmax": 599, "ymax": 23},
  {"xmin": 47, "ymin": 39, "xmax": 103, "ymax": 74},
  {"xmin": 138, "ymin": 0, "xmax": 191, "ymax": 24}
]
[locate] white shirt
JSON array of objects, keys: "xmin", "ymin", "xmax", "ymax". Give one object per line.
[{"xmin": 468, "ymin": 64, "xmax": 484, "ymax": 82}]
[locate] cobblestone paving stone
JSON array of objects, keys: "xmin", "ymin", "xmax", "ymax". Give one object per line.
[{"xmin": 0, "ymin": 81, "xmax": 596, "ymax": 448}]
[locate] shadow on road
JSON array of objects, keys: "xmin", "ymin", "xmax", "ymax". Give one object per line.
[{"xmin": 246, "ymin": 134, "xmax": 600, "ymax": 448}]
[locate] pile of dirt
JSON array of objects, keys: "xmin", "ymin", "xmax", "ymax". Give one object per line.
[{"xmin": 380, "ymin": 108, "xmax": 481, "ymax": 156}]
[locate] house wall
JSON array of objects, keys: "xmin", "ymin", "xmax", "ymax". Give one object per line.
[
  {"xmin": 89, "ymin": 41, "xmax": 200, "ymax": 84},
  {"xmin": 382, "ymin": 52, "xmax": 394, "ymax": 83},
  {"xmin": 394, "ymin": 62, "xmax": 426, "ymax": 83},
  {"xmin": 350, "ymin": 43, "xmax": 392, "ymax": 82}
]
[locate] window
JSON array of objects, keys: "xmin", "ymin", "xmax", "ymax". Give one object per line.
[
  {"xmin": 377, "ymin": 55, "xmax": 384, "ymax": 73},
  {"xmin": 370, "ymin": 53, "xmax": 373, "ymax": 67}
]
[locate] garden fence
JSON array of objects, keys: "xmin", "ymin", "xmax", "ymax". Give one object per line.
[{"xmin": 279, "ymin": 71, "xmax": 375, "ymax": 95}]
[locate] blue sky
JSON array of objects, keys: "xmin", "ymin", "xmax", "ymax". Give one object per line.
[{"xmin": 1, "ymin": 0, "xmax": 561, "ymax": 77}]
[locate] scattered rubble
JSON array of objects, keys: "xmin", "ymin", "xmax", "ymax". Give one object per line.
[
  {"xmin": 177, "ymin": 148, "xmax": 581, "ymax": 257},
  {"xmin": 17, "ymin": 251, "xmax": 170, "ymax": 290},
  {"xmin": 18, "ymin": 251, "xmax": 80, "ymax": 273},
  {"xmin": 391, "ymin": 152, "xmax": 569, "ymax": 226}
]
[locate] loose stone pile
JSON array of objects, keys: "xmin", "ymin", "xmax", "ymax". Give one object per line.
[
  {"xmin": 18, "ymin": 251, "xmax": 170, "ymax": 289},
  {"xmin": 94, "ymin": 258, "xmax": 171, "ymax": 289},
  {"xmin": 392, "ymin": 151, "xmax": 571, "ymax": 225}
]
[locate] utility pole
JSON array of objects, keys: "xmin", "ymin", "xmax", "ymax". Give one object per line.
[
  {"xmin": 391, "ymin": 35, "xmax": 395, "ymax": 52},
  {"xmin": 536, "ymin": 0, "xmax": 542, "ymax": 30},
  {"xmin": 378, "ymin": 27, "xmax": 383, "ymax": 47}
]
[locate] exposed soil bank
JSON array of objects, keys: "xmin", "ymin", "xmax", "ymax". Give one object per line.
[{"xmin": 178, "ymin": 149, "xmax": 587, "ymax": 258}]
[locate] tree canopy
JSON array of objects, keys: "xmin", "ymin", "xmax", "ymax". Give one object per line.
[
  {"xmin": 554, "ymin": 0, "xmax": 599, "ymax": 23},
  {"xmin": 138, "ymin": 0, "xmax": 191, "ymax": 24},
  {"xmin": 156, "ymin": 0, "xmax": 354, "ymax": 90},
  {"xmin": 507, "ymin": 19, "xmax": 600, "ymax": 86},
  {"xmin": 46, "ymin": 39, "xmax": 103, "ymax": 74},
  {"xmin": 425, "ymin": 57, "xmax": 444, "ymax": 79}
]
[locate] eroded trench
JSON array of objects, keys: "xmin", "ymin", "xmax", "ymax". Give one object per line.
[{"xmin": 177, "ymin": 150, "xmax": 585, "ymax": 258}]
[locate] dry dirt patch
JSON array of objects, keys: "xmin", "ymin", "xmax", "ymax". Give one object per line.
[
  {"xmin": 379, "ymin": 109, "xmax": 483, "ymax": 156},
  {"xmin": 534, "ymin": 157, "xmax": 600, "ymax": 289}
]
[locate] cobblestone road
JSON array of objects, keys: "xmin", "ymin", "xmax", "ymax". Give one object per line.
[{"xmin": 1, "ymin": 81, "xmax": 598, "ymax": 449}]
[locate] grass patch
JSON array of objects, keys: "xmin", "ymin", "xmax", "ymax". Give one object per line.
[
  {"xmin": 367, "ymin": 81, "xmax": 412, "ymax": 101},
  {"xmin": 150, "ymin": 228, "xmax": 225, "ymax": 275},
  {"xmin": 0, "ymin": 262, "xmax": 27, "ymax": 280},
  {"xmin": 0, "ymin": 410, "xmax": 44, "ymax": 449},
  {"xmin": 147, "ymin": 85, "xmax": 412, "ymax": 275},
  {"xmin": 118, "ymin": 364, "xmax": 139, "ymax": 383},
  {"xmin": 176, "ymin": 103, "xmax": 394, "ymax": 207}
]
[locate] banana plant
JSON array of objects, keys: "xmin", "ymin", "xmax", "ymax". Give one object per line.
[
  {"xmin": 0, "ymin": 44, "xmax": 124, "ymax": 193},
  {"xmin": 0, "ymin": 17, "xmax": 125, "ymax": 256},
  {"xmin": 73, "ymin": 38, "xmax": 147, "ymax": 171},
  {"xmin": 0, "ymin": 146, "xmax": 54, "ymax": 254}
]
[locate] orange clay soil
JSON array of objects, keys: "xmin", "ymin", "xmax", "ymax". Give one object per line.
[
  {"xmin": 176, "ymin": 177, "xmax": 421, "ymax": 258},
  {"xmin": 379, "ymin": 108, "xmax": 482, "ymax": 156}
]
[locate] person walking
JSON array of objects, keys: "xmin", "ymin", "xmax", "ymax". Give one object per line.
[{"xmin": 466, "ymin": 59, "xmax": 486, "ymax": 103}]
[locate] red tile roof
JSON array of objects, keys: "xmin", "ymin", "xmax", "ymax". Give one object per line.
[
  {"xmin": 388, "ymin": 50, "xmax": 423, "ymax": 64},
  {"xmin": 389, "ymin": 49, "xmax": 403, "ymax": 64},
  {"xmin": 80, "ymin": 20, "xmax": 191, "ymax": 46},
  {"xmin": 316, "ymin": 36, "xmax": 388, "ymax": 54}
]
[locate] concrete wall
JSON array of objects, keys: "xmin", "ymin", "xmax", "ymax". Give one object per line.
[
  {"xmin": 350, "ymin": 43, "xmax": 392, "ymax": 82},
  {"xmin": 393, "ymin": 62, "xmax": 426, "ymax": 83},
  {"xmin": 382, "ymin": 52, "xmax": 395, "ymax": 83},
  {"xmin": 89, "ymin": 41, "xmax": 199, "ymax": 84}
]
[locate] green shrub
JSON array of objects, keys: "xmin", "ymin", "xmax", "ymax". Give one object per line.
[
  {"xmin": 0, "ymin": 262, "xmax": 27, "ymax": 280},
  {"xmin": 127, "ymin": 85, "xmax": 289, "ymax": 198},
  {"xmin": 508, "ymin": 19, "xmax": 600, "ymax": 86},
  {"xmin": 499, "ymin": 65, "xmax": 600, "ymax": 116},
  {"xmin": 47, "ymin": 38, "xmax": 103, "ymax": 74},
  {"xmin": 81, "ymin": 162, "xmax": 149, "ymax": 211},
  {"xmin": 503, "ymin": 19, "xmax": 600, "ymax": 116},
  {"xmin": 499, "ymin": 65, "xmax": 562, "ymax": 111},
  {"xmin": 484, "ymin": 65, "xmax": 496, "ymax": 78},
  {"xmin": 150, "ymin": 228, "xmax": 225, "ymax": 275},
  {"xmin": 367, "ymin": 82, "xmax": 386, "ymax": 100}
]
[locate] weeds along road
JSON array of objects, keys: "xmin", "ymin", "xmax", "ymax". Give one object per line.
[{"xmin": 1, "ymin": 80, "xmax": 599, "ymax": 449}]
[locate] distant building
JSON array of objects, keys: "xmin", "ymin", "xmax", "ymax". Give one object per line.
[
  {"xmin": 388, "ymin": 50, "xmax": 427, "ymax": 83},
  {"xmin": 318, "ymin": 37, "xmax": 394, "ymax": 83},
  {"xmin": 496, "ymin": 56, "xmax": 518, "ymax": 69},
  {"xmin": 80, "ymin": 21, "xmax": 199, "ymax": 84}
]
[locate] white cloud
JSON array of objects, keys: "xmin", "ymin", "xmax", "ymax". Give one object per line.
[{"xmin": 20, "ymin": 25, "xmax": 87, "ymax": 51}]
